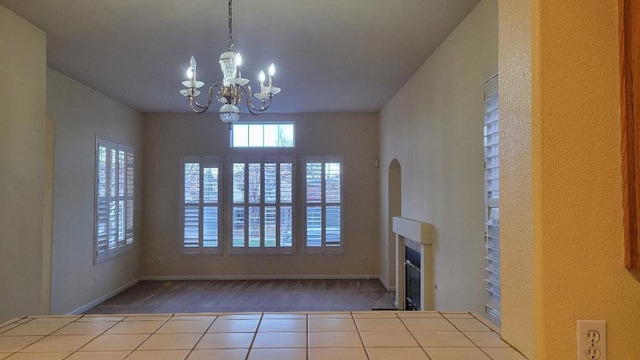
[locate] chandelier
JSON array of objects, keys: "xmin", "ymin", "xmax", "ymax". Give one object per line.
[{"xmin": 180, "ymin": 0, "xmax": 280, "ymax": 123}]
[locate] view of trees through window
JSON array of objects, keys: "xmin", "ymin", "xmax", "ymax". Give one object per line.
[
  {"xmin": 232, "ymin": 157, "xmax": 294, "ymax": 252},
  {"xmin": 231, "ymin": 123, "xmax": 294, "ymax": 147}
]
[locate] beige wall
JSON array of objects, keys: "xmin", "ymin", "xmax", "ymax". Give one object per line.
[
  {"xmin": 379, "ymin": 0, "xmax": 498, "ymax": 312},
  {"xmin": 46, "ymin": 68, "xmax": 143, "ymax": 314},
  {"xmin": 141, "ymin": 113, "xmax": 379, "ymax": 278},
  {"xmin": 0, "ymin": 5, "xmax": 46, "ymax": 323},
  {"xmin": 530, "ymin": 0, "xmax": 640, "ymax": 357},
  {"xmin": 498, "ymin": 0, "xmax": 534, "ymax": 358}
]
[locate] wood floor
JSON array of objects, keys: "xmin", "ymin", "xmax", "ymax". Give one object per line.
[{"xmin": 85, "ymin": 279, "xmax": 396, "ymax": 314}]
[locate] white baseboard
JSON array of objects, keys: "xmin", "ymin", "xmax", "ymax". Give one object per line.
[
  {"xmin": 67, "ymin": 278, "xmax": 141, "ymax": 315},
  {"xmin": 141, "ymin": 274, "xmax": 380, "ymax": 281},
  {"xmin": 378, "ymin": 277, "xmax": 396, "ymax": 292}
]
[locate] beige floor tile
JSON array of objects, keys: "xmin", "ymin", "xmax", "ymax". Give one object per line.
[
  {"xmin": 401, "ymin": 318, "xmax": 458, "ymax": 332},
  {"xmin": 0, "ymin": 353, "xmax": 10, "ymax": 360},
  {"xmin": 3, "ymin": 352, "xmax": 71, "ymax": 360},
  {"xmin": 262, "ymin": 313, "xmax": 306, "ymax": 319},
  {"xmin": 187, "ymin": 349, "xmax": 248, "ymax": 360},
  {"xmin": 123, "ymin": 315, "xmax": 172, "ymax": 322},
  {"xmin": 441, "ymin": 312, "xmax": 474, "ymax": 319},
  {"xmin": 247, "ymin": 348, "xmax": 306, "ymax": 360},
  {"xmin": 449, "ymin": 318, "xmax": 491, "ymax": 332},
  {"xmin": 195, "ymin": 332, "xmax": 254, "ymax": 349},
  {"xmin": 52, "ymin": 321, "xmax": 116, "ymax": 335},
  {"xmin": 359, "ymin": 331, "xmax": 418, "ymax": 347},
  {"xmin": 105, "ymin": 321, "xmax": 165, "ymax": 335},
  {"xmin": 125, "ymin": 349, "xmax": 190, "ymax": 360},
  {"xmin": 464, "ymin": 332, "xmax": 510, "ymax": 348},
  {"xmin": 0, "ymin": 324, "xmax": 20, "ymax": 335},
  {"xmin": 28, "ymin": 316, "xmax": 79, "ymax": 321},
  {"xmin": 138, "ymin": 333, "xmax": 201, "ymax": 350},
  {"xmin": 308, "ymin": 318, "xmax": 357, "ymax": 332},
  {"xmin": 424, "ymin": 347, "xmax": 491, "ymax": 360},
  {"xmin": 308, "ymin": 313, "xmax": 352, "ymax": 319},
  {"xmin": 208, "ymin": 320, "xmax": 259, "ymax": 333},
  {"xmin": 482, "ymin": 347, "xmax": 528, "ymax": 360},
  {"xmin": 413, "ymin": 331, "xmax": 476, "ymax": 347},
  {"xmin": 78, "ymin": 316, "xmax": 125, "ymax": 322},
  {"xmin": 397, "ymin": 311, "xmax": 444, "ymax": 319},
  {"xmin": 308, "ymin": 331, "xmax": 362, "ymax": 348},
  {"xmin": 65, "ymin": 350, "xmax": 131, "ymax": 360},
  {"xmin": 308, "ymin": 347, "xmax": 368, "ymax": 360},
  {"xmin": 355, "ymin": 318, "xmax": 406, "ymax": 332},
  {"xmin": 1, "ymin": 322, "xmax": 70, "ymax": 336},
  {"xmin": 352, "ymin": 312, "xmax": 398, "ymax": 319},
  {"xmin": 171, "ymin": 315, "xmax": 217, "ymax": 322},
  {"xmin": 0, "ymin": 336, "xmax": 42, "ymax": 352},
  {"xmin": 258, "ymin": 319, "xmax": 306, "ymax": 332},
  {"xmin": 217, "ymin": 314, "xmax": 262, "ymax": 320},
  {"xmin": 21, "ymin": 335, "xmax": 96, "ymax": 352},
  {"xmin": 366, "ymin": 347, "xmax": 430, "ymax": 360},
  {"xmin": 80, "ymin": 334, "xmax": 149, "ymax": 351},
  {"xmin": 156, "ymin": 320, "xmax": 212, "ymax": 334},
  {"xmin": 252, "ymin": 332, "xmax": 306, "ymax": 348}
]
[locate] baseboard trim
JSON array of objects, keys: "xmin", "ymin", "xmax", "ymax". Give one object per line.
[
  {"xmin": 67, "ymin": 278, "xmax": 141, "ymax": 315},
  {"xmin": 141, "ymin": 274, "xmax": 380, "ymax": 281},
  {"xmin": 378, "ymin": 277, "xmax": 396, "ymax": 292}
]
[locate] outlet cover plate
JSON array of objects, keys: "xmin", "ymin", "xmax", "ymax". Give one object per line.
[{"xmin": 577, "ymin": 320, "xmax": 606, "ymax": 360}]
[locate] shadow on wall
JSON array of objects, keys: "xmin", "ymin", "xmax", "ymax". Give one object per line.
[{"xmin": 388, "ymin": 159, "xmax": 401, "ymax": 287}]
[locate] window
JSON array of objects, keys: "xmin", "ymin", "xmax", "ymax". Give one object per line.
[
  {"xmin": 95, "ymin": 138, "xmax": 134, "ymax": 262},
  {"xmin": 231, "ymin": 155, "xmax": 294, "ymax": 253},
  {"xmin": 483, "ymin": 74, "xmax": 501, "ymax": 327},
  {"xmin": 181, "ymin": 156, "xmax": 220, "ymax": 254},
  {"xmin": 304, "ymin": 157, "xmax": 343, "ymax": 252},
  {"xmin": 231, "ymin": 123, "xmax": 294, "ymax": 148}
]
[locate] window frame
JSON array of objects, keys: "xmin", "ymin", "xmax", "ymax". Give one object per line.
[
  {"xmin": 94, "ymin": 137, "xmax": 135, "ymax": 263},
  {"xmin": 180, "ymin": 155, "xmax": 222, "ymax": 255},
  {"xmin": 228, "ymin": 154, "xmax": 296, "ymax": 255},
  {"xmin": 230, "ymin": 122, "xmax": 295, "ymax": 148},
  {"xmin": 303, "ymin": 155, "xmax": 344, "ymax": 254}
]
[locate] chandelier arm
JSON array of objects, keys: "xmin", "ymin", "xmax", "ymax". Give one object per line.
[
  {"xmin": 190, "ymin": 82, "xmax": 223, "ymax": 112},
  {"xmin": 237, "ymin": 85, "xmax": 273, "ymax": 115}
]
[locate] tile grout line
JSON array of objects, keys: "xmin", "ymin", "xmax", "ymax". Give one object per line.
[
  {"xmin": 351, "ymin": 311, "xmax": 371, "ymax": 360},
  {"xmin": 396, "ymin": 311, "xmax": 434, "ymax": 360}
]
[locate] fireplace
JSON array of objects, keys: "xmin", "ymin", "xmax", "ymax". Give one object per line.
[
  {"xmin": 393, "ymin": 217, "xmax": 434, "ymax": 311},
  {"xmin": 405, "ymin": 246, "xmax": 421, "ymax": 310}
]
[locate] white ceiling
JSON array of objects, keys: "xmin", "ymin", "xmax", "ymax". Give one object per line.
[{"xmin": 0, "ymin": 0, "xmax": 481, "ymax": 114}]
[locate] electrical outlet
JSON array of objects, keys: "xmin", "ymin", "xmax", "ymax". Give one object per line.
[{"xmin": 577, "ymin": 320, "xmax": 606, "ymax": 360}]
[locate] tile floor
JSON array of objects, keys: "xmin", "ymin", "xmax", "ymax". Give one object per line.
[{"xmin": 0, "ymin": 311, "xmax": 527, "ymax": 360}]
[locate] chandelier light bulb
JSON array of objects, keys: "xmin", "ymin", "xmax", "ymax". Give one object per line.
[
  {"xmin": 186, "ymin": 68, "xmax": 194, "ymax": 80},
  {"xmin": 235, "ymin": 53, "xmax": 243, "ymax": 67},
  {"xmin": 259, "ymin": 70, "xmax": 266, "ymax": 90},
  {"xmin": 268, "ymin": 63, "xmax": 276, "ymax": 76},
  {"xmin": 190, "ymin": 56, "xmax": 197, "ymax": 70}
]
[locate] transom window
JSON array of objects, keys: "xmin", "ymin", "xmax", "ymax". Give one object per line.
[
  {"xmin": 231, "ymin": 155, "xmax": 295, "ymax": 253},
  {"xmin": 304, "ymin": 157, "xmax": 343, "ymax": 252},
  {"xmin": 231, "ymin": 123, "xmax": 294, "ymax": 148},
  {"xmin": 181, "ymin": 156, "xmax": 220, "ymax": 254},
  {"xmin": 95, "ymin": 137, "xmax": 135, "ymax": 263}
]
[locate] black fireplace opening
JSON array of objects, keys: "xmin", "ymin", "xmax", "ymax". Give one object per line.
[{"xmin": 405, "ymin": 246, "xmax": 421, "ymax": 310}]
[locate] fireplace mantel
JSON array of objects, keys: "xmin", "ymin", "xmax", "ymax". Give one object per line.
[{"xmin": 393, "ymin": 217, "xmax": 435, "ymax": 311}]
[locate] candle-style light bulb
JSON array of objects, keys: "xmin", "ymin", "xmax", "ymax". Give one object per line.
[
  {"xmin": 268, "ymin": 64, "xmax": 275, "ymax": 89},
  {"xmin": 259, "ymin": 70, "xmax": 266, "ymax": 91},
  {"xmin": 235, "ymin": 53, "xmax": 243, "ymax": 78},
  {"xmin": 188, "ymin": 56, "xmax": 197, "ymax": 86}
]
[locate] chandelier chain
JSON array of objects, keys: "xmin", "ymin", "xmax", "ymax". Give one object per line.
[{"xmin": 227, "ymin": 0, "xmax": 233, "ymax": 50}]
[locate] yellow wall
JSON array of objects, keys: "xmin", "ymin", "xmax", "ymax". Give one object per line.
[
  {"xmin": 499, "ymin": 0, "xmax": 534, "ymax": 358},
  {"xmin": 532, "ymin": 0, "xmax": 640, "ymax": 357},
  {"xmin": 0, "ymin": 5, "xmax": 46, "ymax": 323}
]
